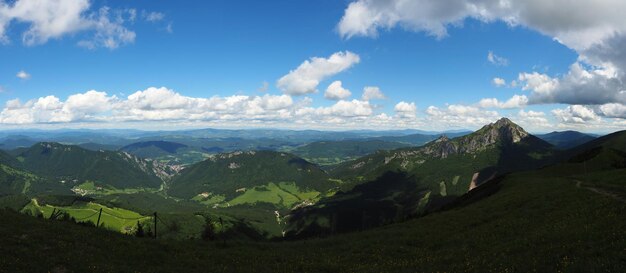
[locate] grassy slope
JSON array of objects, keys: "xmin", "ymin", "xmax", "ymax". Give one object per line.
[
  {"xmin": 21, "ymin": 199, "xmax": 150, "ymax": 233},
  {"xmin": 1, "ymin": 166, "xmax": 624, "ymax": 272},
  {"xmin": 169, "ymin": 151, "xmax": 332, "ymax": 199}
]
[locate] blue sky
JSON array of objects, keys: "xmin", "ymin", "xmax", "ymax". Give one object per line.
[{"xmin": 0, "ymin": 0, "xmax": 624, "ymax": 133}]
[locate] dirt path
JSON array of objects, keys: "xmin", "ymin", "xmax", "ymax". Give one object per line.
[{"xmin": 575, "ymin": 180, "xmax": 626, "ymax": 203}]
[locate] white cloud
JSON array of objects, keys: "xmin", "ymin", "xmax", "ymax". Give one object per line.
[
  {"xmin": 478, "ymin": 95, "xmax": 528, "ymax": 109},
  {"xmin": 16, "ymin": 70, "xmax": 31, "ymax": 80},
  {"xmin": 337, "ymin": 0, "xmax": 626, "ymax": 108},
  {"xmin": 492, "ymin": 77, "xmax": 506, "ymax": 87},
  {"xmin": 517, "ymin": 109, "xmax": 550, "ymax": 129},
  {"xmin": 552, "ymin": 105, "xmax": 601, "ymax": 124},
  {"xmin": 324, "ymin": 81, "xmax": 352, "ymax": 100},
  {"xmin": 487, "ymin": 51, "xmax": 508, "ymax": 66},
  {"xmin": 598, "ymin": 103, "xmax": 626, "ymax": 119},
  {"xmin": 519, "ymin": 63, "xmax": 626, "ymax": 105},
  {"xmin": 143, "ymin": 11, "xmax": 164, "ymax": 22},
  {"xmin": 426, "ymin": 104, "xmax": 499, "ymax": 128},
  {"xmin": 277, "ymin": 51, "xmax": 360, "ymax": 95},
  {"xmin": 394, "ymin": 101, "xmax": 416, "ymax": 118},
  {"xmin": 0, "ymin": 0, "xmax": 138, "ymax": 49},
  {"xmin": 361, "ymin": 86, "xmax": 385, "ymax": 101},
  {"xmin": 258, "ymin": 81, "xmax": 269, "ymax": 92}
]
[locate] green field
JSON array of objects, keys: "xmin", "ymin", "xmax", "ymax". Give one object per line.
[
  {"xmin": 21, "ymin": 199, "xmax": 150, "ymax": 233},
  {"xmin": 228, "ymin": 182, "xmax": 321, "ymax": 208}
]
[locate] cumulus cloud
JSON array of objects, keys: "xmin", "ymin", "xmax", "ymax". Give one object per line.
[
  {"xmin": 324, "ymin": 81, "xmax": 352, "ymax": 100},
  {"xmin": 598, "ymin": 103, "xmax": 626, "ymax": 119},
  {"xmin": 394, "ymin": 101, "xmax": 416, "ymax": 118},
  {"xmin": 277, "ymin": 51, "xmax": 360, "ymax": 95},
  {"xmin": 361, "ymin": 86, "xmax": 385, "ymax": 100},
  {"xmin": 552, "ymin": 105, "xmax": 601, "ymax": 124},
  {"xmin": 0, "ymin": 87, "xmax": 394, "ymax": 129},
  {"xmin": 520, "ymin": 63, "xmax": 626, "ymax": 105},
  {"xmin": 0, "ymin": 0, "xmax": 159, "ymax": 49},
  {"xmin": 478, "ymin": 95, "xmax": 528, "ymax": 109},
  {"xmin": 16, "ymin": 70, "xmax": 31, "ymax": 80},
  {"xmin": 337, "ymin": 0, "xmax": 626, "ymax": 109},
  {"xmin": 487, "ymin": 51, "xmax": 508, "ymax": 66},
  {"xmin": 492, "ymin": 77, "xmax": 506, "ymax": 87},
  {"xmin": 426, "ymin": 104, "xmax": 499, "ymax": 128},
  {"xmin": 517, "ymin": 109, "xmax": 550, "ymax": 129}
]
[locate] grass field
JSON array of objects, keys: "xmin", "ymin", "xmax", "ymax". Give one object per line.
[
  {"xmin": 21, "ymin": 199, "xmax": 150, "ymax": 233},
  {"xmin": 228, "ymin": 182, "xmax": 321, "ymax": 208}
]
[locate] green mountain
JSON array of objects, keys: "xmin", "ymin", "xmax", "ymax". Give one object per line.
[
  {"xmin": 16, "ymin": 142, "xmax": 175, "ymax": 189},
  {"xmin": 1, "ymin": 141, "xmax": 624, "ymax": 272},
  {"xmin": 536, "ymin": 130, "xmax": 597, "ymax": 149},
  {"xmin": 121, "ymin": 141, "xmax": 189, "ymax": 158},
  {"xmin": 287, "ymin": 118, "xmax": 555, "ymax": 236},
  {"xmin": 169, "ymin": 150, "xmax": 333, "ymax": 200}
]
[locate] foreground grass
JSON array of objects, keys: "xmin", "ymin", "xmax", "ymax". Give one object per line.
[{"xmin": 1, "ymin": 169, "xmax": 625, "ymax": 272}]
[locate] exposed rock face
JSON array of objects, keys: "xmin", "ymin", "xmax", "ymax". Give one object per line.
[
  {"xmin": 421, "ymin": 118, "xmax": 529, "ymax": 158},
  {"xmin": 347, "ymin": 118, "xmax": 534, "ymax": 171}
]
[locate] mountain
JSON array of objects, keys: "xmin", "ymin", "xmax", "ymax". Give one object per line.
[
  {"xmin": 15, "ymin": 142, "xmax": 175, "ymax": 189},
  {"xmin": 1, "ymin": 145, "xmax": 623, "ymax": 272},
  {"xmin": 536, "ymin": 130, "xmax": 596, "ymax": 149},
  {"xmin": 288, "ymin": 140, "xmax": 414, "ymax": 166},
  {"xmin": 287, "ymin": 118, "xmax": 555, "ymax": 237},
  {"xmin": 558, "ymin": 130, "xmax": 626, "ymax": 172},
  {"xmin": 120, "ymin": 141, "xmax": 189, "ymax": 158},
  {"xmin": 169, "ymin": 150, "xmax": 333, "ymax": 200}
]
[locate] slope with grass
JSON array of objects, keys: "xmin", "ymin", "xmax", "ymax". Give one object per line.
[
  {"xmin": 169, "ymin": 150, "xmax": 333, "ymax": 200},
  {"xmin": 0, "ymin": 156, "xmax": 624, "ymax": 272},
  {"xmin": 288, "ymin": 118, "xmax": 555, "ymax": 236}
]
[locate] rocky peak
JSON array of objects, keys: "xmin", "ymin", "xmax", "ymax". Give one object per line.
[
  {"xmin": 419, "ymin": 118, "xmax": 530, "ymax": 159},
  {"xmin": 434, "ymin": 135, "xmax": 449, "ymax": 143},
  {"xmin": 480, "ymin": 117, "xmax": 529, "ymax": 144}
]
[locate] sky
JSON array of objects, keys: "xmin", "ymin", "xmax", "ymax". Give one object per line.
[{"xmin": 0, "ymin": 0, "xmax": 625, "ymax": 133}]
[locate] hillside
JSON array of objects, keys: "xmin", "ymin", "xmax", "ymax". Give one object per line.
[
  {"xmin": 288, "ymin": 118, "xmax": 555, "ymax": 235},
  {"xmin": 121, "ymin": 140, "xmax": 189, "ymax": 158},
  {"xmin": 16, "ymin": 143, "xmax": 175, "ymax": 190},
  {"xmin": 169, "ymin": 151, "xmax": 333, "ymax": 200},
  {"xmin": 1, "ymin": 158, "xmax": 624, "ymax": 272},
  {"xmin": 537, "ymin": 130, "xmax": 597, "ymax": 149}
]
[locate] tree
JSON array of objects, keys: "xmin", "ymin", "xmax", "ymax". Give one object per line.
[
  {"xmin": 135, "ymin": 221, "xmax": 145, "ymax": 238},
  {"xmin": 201, "ymin": 217, "xmax": 215, "ymax": 241}
]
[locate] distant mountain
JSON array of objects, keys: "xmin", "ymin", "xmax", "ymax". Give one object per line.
[
  {"xmin": 120, "ymin": 141, "xmax": 188, "ymax": 158},
  {"xmin": 287, "ymin": 118, "xmax": 555, "ymax": 237},
  {"xmin": 536, "ymin": 131, "xmax": 596, "ymax": 149},
  {"xmin": 78, "ymin": 142, "xmax": 121, "ymax": 151},
  {"xmin": 16, "ymin": 143, "xmax": 175, "ymax": 189},
  {"xmin": 289, "ymin": 140, "xmax": 413, "ymax": 166},
  {"xmin": 561, "ymin": 130, "xmax": 626, "ymax": 171},
  {"xmin": 169, "ymin": 150, "xmax": 333, "ymax": 200},
  {"xmin": 0, "ymin": 136, "xmax": 38, "ymax": 150}
]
